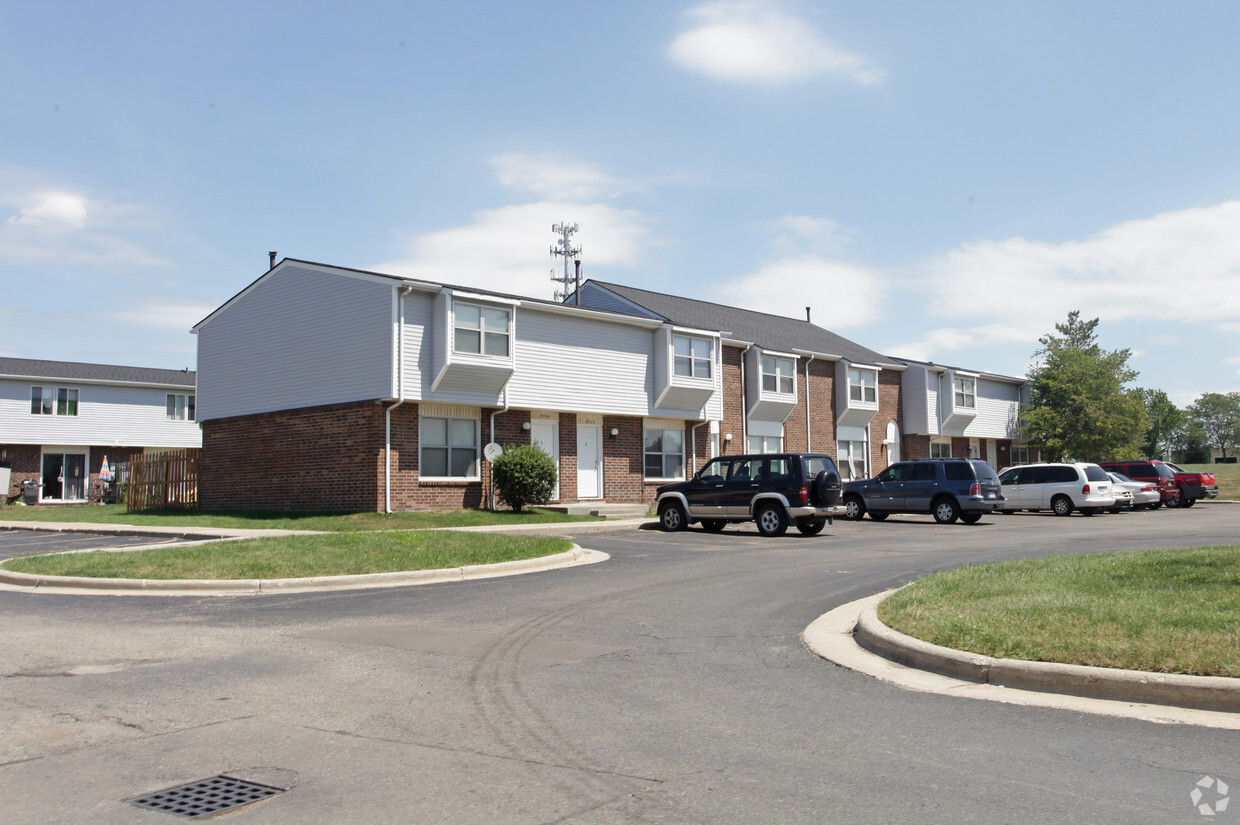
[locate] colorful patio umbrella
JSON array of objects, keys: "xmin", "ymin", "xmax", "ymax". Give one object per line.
[{"xmin": 99, "ymin": 456, "xmax": 113, "ymax": 482}]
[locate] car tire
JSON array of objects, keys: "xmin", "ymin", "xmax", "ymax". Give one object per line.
[
  {"xmin": 811, "ymin": 471, "xmax": 840, "ymax": 507},
  {"xmin": 932, "ymin": 497, "xmax": 960, "ymax": 524},
  {"xmin": 1164, "ymin": 494, "xmax": 1181, "ymax": 508},
  {"xmin": 869, "ymin": 511, "xmax": 889, "ymax": 521},
  {"xmin": 960, "ymin": 512, "xmax": 982, "ymax": 524},
  {"xmin": 1182, "ymin": 495, "xmax": 1196, "ymax": 508},
  {"xmin": 1080, "ymin": 507, "xmax": 1096, "ymax": 516},
  {"xmin": 841, "ymin": 494, "xmax": 866, "ymax": 521},
  {"xmin": 1107, "ymin": 508, "xmax": 1122, "ymax": 514},
  {"xmin": 796, "ymin": 518, "xmax": 826, "ymax": 535},
  {"xmin": 755, "ymin": 503, "xmax": 788, "ymax": 537},
  {"xmin": 1051, "ymin": 495, "xmax": 1073, "ymax": 517},
  {"xmin": 1148, "ymin": 500, "xmax": 1162, "ymax": 510},
  {"xmin": 701, "ymin": 519, "xmax": 726, "ymax": 532},
  {"xmin": 659, "ymin": 501, "xmax": 688, "ymax": 532}
]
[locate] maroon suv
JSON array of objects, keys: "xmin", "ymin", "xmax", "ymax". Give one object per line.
[{"xmin": 1097, "ymin": 460, "xmax": 1179, "ymax": 508}]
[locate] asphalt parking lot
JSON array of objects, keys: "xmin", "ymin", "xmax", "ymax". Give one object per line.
[
  {"xmin": 1, "ymin": 504, "xmax": 1238, "ymax": 824},
  {"xmin": 0, "ymin": 528, "xmax": 190, "ymax": 561}
]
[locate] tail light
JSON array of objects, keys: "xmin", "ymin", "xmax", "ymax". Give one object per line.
[
  {"xmin": 798, "ymin": 486, "xmax": 809, "ymax": 504},
  {"xmin": 970, "ymin": 483, "xmax": 980, "ymax": 496},
  {"xmin": 1082, "ymin": 484, "xmax": 1091, "ymax": 494}
]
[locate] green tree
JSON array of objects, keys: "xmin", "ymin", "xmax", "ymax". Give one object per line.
[
  {"xmin": 1168, "ymin": 420, "xmax": 1212, "ymax": 464},
  {"xmin": 1137, "ymin": 388, "xmax": 1185, "ymax": 459},
  {"xmin": 1022, "ymin": 311, "xmax": 1147, "ymax": 462},
  {"xmin": 1185, "ymin": 392, "xmax": 1240, "ymax": 460},
  {"xmin": 490, "ymin": 443, "xmax": 558, "ymax": 512}
]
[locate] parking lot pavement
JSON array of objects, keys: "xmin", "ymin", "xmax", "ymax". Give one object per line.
[{"xmin": 0, "ymin": 528, "xmax": 187, "ymax": 561}]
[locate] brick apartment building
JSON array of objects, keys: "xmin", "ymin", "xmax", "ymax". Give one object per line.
[{"xmin": 193, "ymin": 259, "xmax": 1026, "ymax": 513}]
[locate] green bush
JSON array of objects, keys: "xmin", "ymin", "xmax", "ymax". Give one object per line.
[{"xmin": 491, "ymin": 443, "xmax": 558, "ymax": 512}]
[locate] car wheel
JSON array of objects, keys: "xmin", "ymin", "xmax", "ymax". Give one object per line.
[
  {"xmin": 1107, "ymin": 508, "xmax": 1122, "ymax": 514},
  {"xmin": 755, "ymin": 503, "xmax": 788, "ymax": 537},
  {"xmin": 796, "ymin": 518, "xmax": 826, "ymax": 535},
  {"xmin": 811, "ymin": 470, "xmax": 841, "ymax": 507},
  {"xmin": 1148, "ymin": 500, "xmax": 1162, "ymax": 510},
  {"xmin": 659, "ymin": 501, "xmax": 687, "ymax": 532},
  {"xmin": 1182, "ymin": 495, "xmax": 1196, "ymax": 508},
  {"xmin": 841, "ymin": 495, "xmax": 866, "ymax": 521},
  {"xmin": 1080, "ymin": 507, "xmax": 1096, "ymax": 516},
  {"xmin": 960, "ymin": 512, "xmax": 982, "ymax": 524},
  {"xmin": 932, "ymin": 497, "xmax": 960, "ymax": 524},
  {"xmin": 701, "ymin": 519, "xmax": 726, "ymax": 532},
  {"xmin": 1051, "ymin": 495, "xmax": 1073, "ymax": 517},
  {"xmin": 1164, "ymin": 494, "xmax": 1181, "ymax": 508},
  {"xmin": 868, "ymin": 511, "xmax": 888, "ymax": 521}
]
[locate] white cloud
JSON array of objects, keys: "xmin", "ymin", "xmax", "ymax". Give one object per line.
[
  {"xmin": 6, "ymin": 191, "xmax": 88, "ymax": 229},
  {"xmin": 491, "ymin": 154, "xmax": 631, "ymax": 201},
  {"xmin": 112, "ymin": 300, "xmax": 219, "ymax": 333},
  {"xmin": 667, "ymin": 1, "xmax": 884, "ymax": 86},
  {"xmin": 750, "ymin": 215, "xmax": 854, "ymax": 255},
  {"xmin": 716, "ymin": 254, "xmax": 884, "ymax": 324},
  {"xmin": 901, "ymin": 201, "xmax": 1240, "ymax": 359},
  {"xmin": 373, "ymin": 201, "xmax": 652, "ymax": 299}
]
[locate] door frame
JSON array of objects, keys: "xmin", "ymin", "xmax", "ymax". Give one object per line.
[{"xmin": 576, "ymin": 422, "xmax": 603, "ymax": 500}]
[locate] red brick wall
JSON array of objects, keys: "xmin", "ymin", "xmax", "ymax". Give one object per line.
[
  {"xmin": 871, "ymin": 370, "xmax": 903, "ymax": 473},
  {"xmin": 720, "ymin": 346, "xmax": 745, "ymax": 456}
]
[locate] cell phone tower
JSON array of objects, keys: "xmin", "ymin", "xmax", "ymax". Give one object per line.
[{"xmin": 550, "ymin": 222, "xmax": 582, "ymax": 304}]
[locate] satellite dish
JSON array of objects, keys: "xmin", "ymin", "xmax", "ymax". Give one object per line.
[{"xmin": 483, "ymin": 442, "xmax": 503, "ymax": 462}]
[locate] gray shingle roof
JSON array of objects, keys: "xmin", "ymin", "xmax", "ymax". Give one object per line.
[
  {"xmin": 0, "ymin": 357, "xmax": 196, "ymax": 387},
  {"xmin": 583, "ymin": 281, "xmax": 901, "ymax": 367}
]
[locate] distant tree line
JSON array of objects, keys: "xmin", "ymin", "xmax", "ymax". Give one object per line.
[{"xmin": 1020, "ymin": 311, "xmax": 1239, "ymax": 464}]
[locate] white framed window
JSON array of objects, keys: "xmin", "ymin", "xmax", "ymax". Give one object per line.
[
  {"xmin": 420, "ymin": 416, "xmax": 479, "ymax": 479},
  {"xmin": 838, "ymin": 440, "xmax": 868, "ymax": 481},
  {"xmin": 644, "ymin": 426, "xmax": 684, "ymax": 480},
  {"xmin": 1011, "ymin": 444, "xmax": 1030, "ymax": 465},
  {"xmin": 954, "ymin": 376, "xmax": 976, "ymax": 409},
  {"xmin": 761, "ymin": 355, "xmax": 795, "ymax": 394},
  {"xmin": 930, "ymin": 438, "xmax": 952, "ymax": 459},
  {"xmin": 849, "ymin": 368, "xmax": 877, "ymax": 404},
  {"xmin": 454, "ymin": 304, "xmax": 510, "ymax": 357},
  {"xmin": 31, "ymin": 386, "xmax": 78, "ymax": 416},
  {"xmin": 747, "ymin": 435, "xmax": 783, "ymax": 454},
  {"xmin": 166, "ymin": 394, "xmax": 196, "ymax": 421},
  {"xmin": 673, "ymin": 335, "xmax": 712, "ymax": 378}
]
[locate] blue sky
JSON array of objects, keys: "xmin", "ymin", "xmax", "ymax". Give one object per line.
[{"xmin": 3, "ymin": 1, "xmax": 1239, "ymax": 406}]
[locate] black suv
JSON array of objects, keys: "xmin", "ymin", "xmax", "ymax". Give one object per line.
[
  {"xmin": 840, "ymin": 458, "xmax": 1004, "ymax": 524},
  {"xmin": 655, "ymin": 453, "xmax": 843, "ymax": 537}
]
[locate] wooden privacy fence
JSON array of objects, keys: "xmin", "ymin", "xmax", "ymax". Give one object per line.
[{"xmin": 127, "ymin": 449, "xmax": 200, "ymax": 511}]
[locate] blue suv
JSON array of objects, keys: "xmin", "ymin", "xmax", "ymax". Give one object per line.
[{"xmin": 840, "ymin": 458, "xmax": 1004, "ymax": 524}]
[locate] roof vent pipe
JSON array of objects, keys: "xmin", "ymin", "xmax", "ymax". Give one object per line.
[
  {"xmin": 806, "ymin": 307, "xmax": 811, "ymax": 323},
  {"xmin": 268, "ymin": 251, "xmax": 277, "ymax": 269}
]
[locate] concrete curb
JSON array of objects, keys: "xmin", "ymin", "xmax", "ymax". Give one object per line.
[
  {"xmin": 853, "ymin": 597, "xmax": 1240, "ymax": 714},
  {"xmin": 0, "ymin": 547, "xmax": 609, "ymax": 597}
]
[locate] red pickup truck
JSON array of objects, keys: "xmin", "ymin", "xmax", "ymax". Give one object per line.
[
  {"xmin": 1164, "ymin": 462, "xmax": 1219, "ymax": 508},
  {"xmin": 1098, "ymin": 460, "xmax": 1217, "ymax": 508}
]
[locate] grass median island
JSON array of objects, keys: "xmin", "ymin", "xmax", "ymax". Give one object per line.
[
  {"xmin": 3, "ymin": 531, "xmax": 574, "ymax": 580},
  {"xmin": 0, "ymin": 504, "xmax": 599, "ymax": 531},
  {"xmin": 878, "ymin": 546, "xmax": 1240, "ymax": 678}
]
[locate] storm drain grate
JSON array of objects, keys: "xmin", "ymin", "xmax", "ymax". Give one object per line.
[{"xmin": 127, "ymin": 774, "xmax": 286, "ymax": 819}]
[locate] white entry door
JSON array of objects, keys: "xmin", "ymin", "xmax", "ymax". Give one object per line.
[
  {"xmin": 577, "ymin": 425, "xmax": 602, "ymax": 499},
  {"xmin": 530, "ymin": 421, "xmax": 560, "ymax": 500}
]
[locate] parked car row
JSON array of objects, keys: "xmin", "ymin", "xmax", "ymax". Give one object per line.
[{"xmin": 655, "ymin": 454, "xmax": 1217, "ymax": 537}]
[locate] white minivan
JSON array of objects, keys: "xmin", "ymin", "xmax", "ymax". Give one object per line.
[{"xmin": 996, "ymin": 463, "xmax": 1115, "ymax": 516}]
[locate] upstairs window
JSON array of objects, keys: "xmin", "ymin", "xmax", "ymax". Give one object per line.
[
  {"xmin": 849, "ymin": 368, "xmax": 877, "ymax": 404},
  {"xmin": 454, "ymin": 304, "xmax": 510, "ymax": 357},
  {"xmin": 673, "ymin": 335, "xmax": 712, "ymax": 379},
  {"xmin": 761, "ymin": 356, "xmax": 795, "ymax": 394},
  {"xmin": 167, "ymin": 394, "xmax": 196, "ymax": 421},
  {"xmin": 954, "ymin": 376, "xmax": 976, "ymax": 409},
  {"xmin": 31, "ymin": 387, "xmax": 78, "ymax": 416}
]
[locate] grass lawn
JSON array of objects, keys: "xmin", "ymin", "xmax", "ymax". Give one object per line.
[
  {"xmin": 1182, "ymin": 462, "xmax": 1240, "ymax": 500},
  {"xmin": 0, "ymin": 504, "xmax": 599, "ymax": 531},
  {"xmin": 878, "ymin": 546, "xmax": 1240, "ymax": 678},
  {"xmin": 3, "ymin": 531, "xmax": 574, "ymax": 579}
]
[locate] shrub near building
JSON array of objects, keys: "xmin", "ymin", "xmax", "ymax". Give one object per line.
[{"xmin": 491, "ymin": 444, "xmax": 558, "ymax": 512}]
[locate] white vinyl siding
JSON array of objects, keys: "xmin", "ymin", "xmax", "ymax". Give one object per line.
[
  {"xmin": 196, "ymin": 263, "xmax": 394, "ymax": 421},
  {"xmin": 0, "ymin": 378, "xmax": 201, "ymax": 448}
]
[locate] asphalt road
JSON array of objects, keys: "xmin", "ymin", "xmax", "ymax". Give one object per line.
[{"xmin": 2, "ymin": 505, "xmax": 1238, "ymax": 824}]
